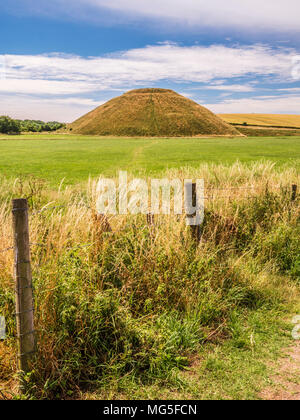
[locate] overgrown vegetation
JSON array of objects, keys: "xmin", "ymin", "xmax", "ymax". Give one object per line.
[
  {"xmin": 0, "ymin": 116, "xmax": 65, "ymax": 134},
  {"xmin": 18, "ymin": 120, "xmax": 66, "ymax": 133},
  {"xmin": 0, "ymin": 116, "xmax": 21, "ymax": 134},
  {"xmin": 0, "ymin": 162, "xmax": 299, "ymax": 400}
]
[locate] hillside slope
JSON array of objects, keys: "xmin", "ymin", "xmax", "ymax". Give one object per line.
[{"xmin": 69, "ymin": 89, "xmax": 239, "ymax": 137}]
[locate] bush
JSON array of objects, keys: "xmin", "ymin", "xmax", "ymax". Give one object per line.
[
  {"xmin": 20, "ymin": 120, "xmax": 66, "ymax": 132},
  {"xmin": 0, "ymin": 116, "xmax": 21, "ymax": 134}
]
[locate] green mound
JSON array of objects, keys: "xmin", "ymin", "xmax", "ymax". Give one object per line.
[{"xmin": 68, "ymin": 88, "xmax": 240, "ymax": 137}]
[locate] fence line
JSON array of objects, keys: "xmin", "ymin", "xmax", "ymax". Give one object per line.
[
  {"xmin": 206, "ymin": 185, "xmax": 284, "ymax": 191},
  {"xmin": 0, "ymin": 183, "xmax": 297, "ymax": 255},
  {"xmin": 21, "ymin": 184, "xmax": 291, "ymax": 216},
  {"xmin": 0, "ymin": 246, "xmax": 14, "ymax": 253},
  {"xmin": 0, "ymin": 182, "xmax": 298, "ymax": 393},
  {"xmin": 0, "ymin": 242, "xmax": 95, "ymax": 255}
]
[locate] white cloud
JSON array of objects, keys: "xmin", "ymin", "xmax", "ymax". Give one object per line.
[
  {"xmin": 6, "ymin": 0, "xmax": 300, "ymax": 32},
  {"xmin": 2, "ymin": 44, "xmax": 296, "ymax": 89},
  {"xmin": 278, "ymin": 87, "xmax": 300, "ymax": 92},
  {"xmin": 0, "ymin": 79, "xmax": 97, "ymax": 95},
  {"xmin": 0, "ymin": 95, "xmax": 100, "ymax": 121},
  {"xmin": 197, "ymin": 84, "xmax": 255, "ymax": 92},
  {"xmin": 0, "ymin": 43, "xmax": 299, "ymax": 120},
  {"xmin": 206, "ymin": 95, "xmax": 300, "ymax": 114},
  {"xmin": 92, "ymin": 0, "xmax": 300, "ymax": 31}
]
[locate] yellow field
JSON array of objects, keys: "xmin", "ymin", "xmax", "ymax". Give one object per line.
[{"xmin": 219, "ymin": 114, "xmax": 300, "ymax": 128}]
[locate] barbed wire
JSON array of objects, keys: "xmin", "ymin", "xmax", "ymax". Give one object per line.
[
  {"xmin": 31, "ymin": 205, "xmax": 66, "ymax": 215},
  {"xmin": 0, "ymin": 242, "xmax": 95, "ymax": 255},
  {"xmin": 206, "ymin": 185, "xmax": 284, "ymax": 191},
  {"xmin": 0, "ymin": 246, "xmax": 14, "ymax": 254},
  {"xmin": 30, "ymin": 203, "xmax": 92, "ymax": 215},
  {"xmin": 30, "ymin": 242, "xmax": 93, "ymax": 251},
  {"xmin": 206, "ymin": 194, "xmax": 277, "ymax": 199},
  {"xmin": 0, "ymin": 185, "xmax": 296, "ymax": 254}
]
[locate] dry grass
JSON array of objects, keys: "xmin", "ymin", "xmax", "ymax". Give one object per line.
[
  {"xmin": 219, "ymin": 114, "xmax": 300, "ymax": 128},
  {"xmin": 0, "ymin": 161, "xmax": 299, "ymax": 399},
  {"xmin": 234, "ymin": 126, "xmax": 300, "ymax": 137},
  {"xmin": 68, "ymin": 89, "xmax": 239, "ymax": 137}
]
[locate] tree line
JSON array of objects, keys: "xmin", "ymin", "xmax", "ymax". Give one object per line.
[{"xmin": 0, "ymin": 116, "xmax": 66, "ymax": 134}]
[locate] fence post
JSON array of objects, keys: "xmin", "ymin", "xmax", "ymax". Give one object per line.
[
  {"xmin": 291, "ymin": 184, "xmax": 297, "ymax": 202},
  {"xmin": 92, "ymin": 211, "xmax": 112, "ymax": 233},
  {"xmin": 147, "ymin": 214, "xmax": 155, "ymax": 226},
  {"xmin": 12, "ymin": 199, "xmax": 35, "ymax": 390},
  {"xmin": 185, "ymin": 182, "xmax": 202, "ymax": 243}
]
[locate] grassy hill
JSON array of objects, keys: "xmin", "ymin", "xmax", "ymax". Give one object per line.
[
  {"xmin": 219, "ymin": 114, "xmax": 300, "ymax": 128},
  {"xmin": 68, "ymin": 88, "xmax": 239, "ymax": 137}
]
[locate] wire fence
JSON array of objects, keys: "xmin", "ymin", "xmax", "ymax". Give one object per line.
[
  {"xmin": 0, "ymin": 183, "xmax": 298, "ymax": 394},
  {"xmin": 0, "ymin": 242, "xmax": 94, "ymax": 255},
  {"xmin": 0, "ymin": 183, "xmax": 297, "ymax": 255},
  {"xmin": 0, "ymin": 246, "xmax": 14, "ymax": 254}
]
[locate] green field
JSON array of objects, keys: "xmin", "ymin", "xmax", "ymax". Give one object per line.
[
  {"xmin": 1, "ymin": 134, "xmax": 300, "ymax": 184},
  {"xmin": 1, "ymin": 133, "xmax": 300, "ymax": 400}
]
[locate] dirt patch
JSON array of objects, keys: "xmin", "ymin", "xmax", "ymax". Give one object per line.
[{"xmin": 260, "ymin": 341, "xmax": 300, "ymax": 400}]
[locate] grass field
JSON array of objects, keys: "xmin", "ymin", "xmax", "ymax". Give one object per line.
[
  {"xmin": 235, "ymin": 126, "xmax": 300, "ymax": 137},
  {"xmin": 1, "ymin": 162, "xmax": 299, "ymax": 400},
  {"xmin": 0, "ymin": 134, "xmax": 300, "ymax": 185},
  {"xmin": 219, "ymin": 114, "xmax": 300, "ymax": 128},
  {"xmin": 0, "ymin": 133, "xmax": 300, "ymax": 400}
]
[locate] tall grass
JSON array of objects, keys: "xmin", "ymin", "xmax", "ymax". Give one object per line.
[{"xmin": 0, "ymin": 161, "xmax": 299, "ymax": 399}]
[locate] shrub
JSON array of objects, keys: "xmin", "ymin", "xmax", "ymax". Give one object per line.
[{"xmin": 0, "ymin": 116, "xmax": 21, "ymax": 134}]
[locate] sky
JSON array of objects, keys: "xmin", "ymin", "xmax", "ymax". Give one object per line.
[{"xmin": 0, "ymin": 0, "xmax": 300, "ymax": 122}]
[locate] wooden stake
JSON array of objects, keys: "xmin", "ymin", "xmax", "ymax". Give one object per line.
[
  {"xmin": 292, "ymin": 184, "xmax": 297, "ymax": 202},
  {"xmin": 147, "ymin": 214, "xmax": 155, "ymax": 226},
  {"xmin": 12, "ymin": 199, "xmax": 35, "ymax": 389},
  {"xmin": 185, "ymin": 182, "xmax": 202, "ymax": 243}
]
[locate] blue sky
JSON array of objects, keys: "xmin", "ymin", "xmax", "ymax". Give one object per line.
[{"xmin": 1, "ymin": 0, "xmax": 300, "ymax": 122}]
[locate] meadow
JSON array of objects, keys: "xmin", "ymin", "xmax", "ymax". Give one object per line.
[
  {"xmin": 219, "ymin": 114, "xmax": 300, "ymax": 128},
  {"xmin": 0, "ymin": 134, "xmax": 300, "ymax": 400},
  {"xmin": 0, "ymin": 134, "xmax": 300, "ymax": 185}
]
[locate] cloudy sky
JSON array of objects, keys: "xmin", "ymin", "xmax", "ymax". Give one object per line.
[{"xmin": 1, "ymin": 0, "xmax": 300, "ymax": 121}]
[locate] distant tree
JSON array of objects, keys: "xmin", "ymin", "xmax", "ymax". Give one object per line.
[
  {"xmin": 28, "ymin": 123, "xmax": 38, "ymax": 132},
  {"xmin": 0, "ymin": 116, "xmax": 21, "ymax": 134},
  {"xmin": 42, "ymin": 123, "xmax": 51, "ymax": 131},
  {"xmin": 18, "ymin": 119, "xmax": 65, "ymax": 132}
]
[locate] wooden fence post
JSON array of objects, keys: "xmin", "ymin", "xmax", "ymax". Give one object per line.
[
  {"xmin": 12, "ymin": 199, "xmax": 35, "ymax": 390},
  {"xmin": 291, "ymin": 184, "xmax": 297, "ymax": 202},
  {"xmin": 147, "ymin": 213, "xmax": 155, "ymax": 226},
  {"xmin": 185, "ymin": 182, "xmax": 202, "ymax": 243}
]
